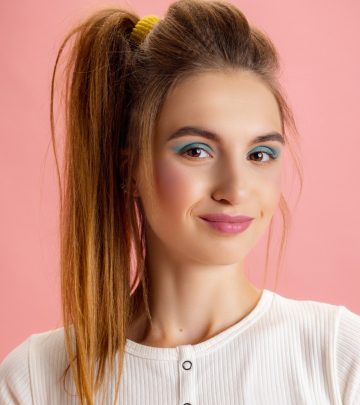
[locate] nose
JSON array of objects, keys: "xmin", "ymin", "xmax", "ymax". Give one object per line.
[{"xmin": 211, "ymin": 160, "xmax": 250, "ymax": 205}]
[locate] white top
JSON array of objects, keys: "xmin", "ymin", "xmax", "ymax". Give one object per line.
[{"xmin": 1, "ymin": 289, "xmax": 360, "ymax": 404}]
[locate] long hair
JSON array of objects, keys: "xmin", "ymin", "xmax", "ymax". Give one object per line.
[{"xmin": 50, "ymin": 0, "xmax": 303, "ymax": 403}]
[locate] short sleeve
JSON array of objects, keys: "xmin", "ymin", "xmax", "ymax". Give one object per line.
[
  {"xmin": 335, "ymin": 305, "xmax": 360, "ymax": 405},
  {"xmin": 0, "ymin": 336, "xmax": 33, "ymax": 404}
]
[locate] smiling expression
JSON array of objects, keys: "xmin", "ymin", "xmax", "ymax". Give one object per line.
[{"xmin": 135, "ymin": 69, "xmax": 285, "ymax": 265}]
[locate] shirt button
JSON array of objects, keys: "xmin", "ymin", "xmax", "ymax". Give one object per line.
[{"xmin": 182, "ymin": 360, "xmax": 192, "ymax": 370}]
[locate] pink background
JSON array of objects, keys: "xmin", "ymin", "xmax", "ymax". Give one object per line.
[{"xmin": 1, "ymin": 0, "xmax": 359, "ymax": 361}]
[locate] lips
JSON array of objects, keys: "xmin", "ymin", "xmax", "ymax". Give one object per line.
[
  {"xmin": 199, "ymin": 213, "xmax": 254, "ymax": 223},
  {"xmin": 199, "ymin": 214, "xmax": 254, "ymax": 235}
]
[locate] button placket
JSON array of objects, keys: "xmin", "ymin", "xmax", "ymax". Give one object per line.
[{"xmin": 177, "ymin": 345, "xmax": 197, "ymax": 405}]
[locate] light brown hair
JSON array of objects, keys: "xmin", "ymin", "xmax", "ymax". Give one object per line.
[{"xmin": 50, "ymin": 0, "xmax": 303, "ymax": 403}]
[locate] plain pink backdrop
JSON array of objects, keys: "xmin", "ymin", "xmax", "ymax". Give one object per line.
[{"xmin": 1, "ymin": 0, "xmax": 359, "ymax": 361}]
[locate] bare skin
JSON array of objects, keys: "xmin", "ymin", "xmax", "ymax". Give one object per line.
[{"xmin": 127, "ymin": 69, "xmax": 284, "ymax": 348}]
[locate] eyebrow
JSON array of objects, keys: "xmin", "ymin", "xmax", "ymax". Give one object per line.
[{"xmin": 167, "ymin": 126, "xmax": 285, "ymax": 146}]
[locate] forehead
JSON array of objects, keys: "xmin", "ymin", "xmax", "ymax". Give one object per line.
[{"xmin": 156, "ymin": 70, "xmax": 282, "ymax": 143}]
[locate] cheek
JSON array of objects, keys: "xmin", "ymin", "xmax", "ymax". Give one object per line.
[
  {"xmin": 259, "ymin": 169, "xmax": 282, "ymax": 217},
  {"xmin": 154, "ymin": 159, "xmax": 201, "ymax": 213}
]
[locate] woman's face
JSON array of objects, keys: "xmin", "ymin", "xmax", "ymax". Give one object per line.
[{"xmin": 135, "ymin": 70, "xmax": 284, "ymax": 265}]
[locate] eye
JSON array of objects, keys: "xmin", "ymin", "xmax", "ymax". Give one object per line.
[
  {"xmin": 178, "ymin": 143, "xmax": 212, "ymax": 159},
  {"xmin": 248, "ymin": 146, "xmax": 279, "ymax": 163},
  {"xmin": 176, "ymin": 143, "xmax": 280, "ymax": 163}
]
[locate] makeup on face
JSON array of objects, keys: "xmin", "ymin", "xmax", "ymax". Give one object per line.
[
  {"xmin": 146, "ymin": 71, "xmax": 284, "ymax": 257},
  {"xmin": 198, "ymin": 216, "xmax": 254, "ymax": 235},
  {"xmin": 167, "ymin": 126, "xmax": 285, "ymax": 146},
  {"xmin": 169, "ymin": 127, "xmax": 283, "ymax": 164},
  {"xmin": 171, "ymin": 142, "xmax": 280, "ymax": 163}
]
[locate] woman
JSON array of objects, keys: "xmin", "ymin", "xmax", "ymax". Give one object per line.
[{"xmin": 1, "ymin": 0, "xmax": 359, "ymax": 404}]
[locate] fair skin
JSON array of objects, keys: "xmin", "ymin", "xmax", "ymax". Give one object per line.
[{"xmin": 128, "ymin": 69, "xmax": 284, "ymax": 348}]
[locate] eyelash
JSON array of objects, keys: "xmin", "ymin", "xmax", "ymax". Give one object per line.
[{"xmin": 177, "ymin": 143, "xmax": 279, "ymax": 163}]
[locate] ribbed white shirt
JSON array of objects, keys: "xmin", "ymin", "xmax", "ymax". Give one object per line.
[{"xmin": 1, "ymin": 289, "xmax": 360, "ymax": 404}]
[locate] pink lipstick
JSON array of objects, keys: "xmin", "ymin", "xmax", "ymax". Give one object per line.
[{"xmin": 199, "ymin": 213, "xmax": 254, "ymax": 235}]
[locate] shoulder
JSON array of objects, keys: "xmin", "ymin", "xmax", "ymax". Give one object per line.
[
  {"xmin": 270, "ymin": 291, "xmax": 360, "ymax": 403},
  {"xmin": 334, "ymin": 305, "xmax": 360, "ymax": 404},
  {"xmin": 271, "ymin": 291, "xmax": 360, "ymax": 331},
  {"xmin": 272, "ymin": 291, "xmax": 360, "ymax": 341},
  {"xmin": 0, "ymin": 333, "xmax": 32, "ymax": 404},
  {"xmin": 270, "ymin": 292, "xmax": 360, "ymax": 342},
  {"xmin": 335, "ymin": 304, "xmax": 360, "ymax": 342},
  {"xmin": 266, "ymin": 292, "xmax": 352, "ymax": 357},
  {"xmin": 0, "ymin": 326, "xmax": 72, "ymax": 404},
  {"xmin": 269, "ymin": 290, "xmax": 344, "ymax": 328}
]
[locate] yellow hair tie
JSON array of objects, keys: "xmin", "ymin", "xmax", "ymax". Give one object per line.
[{"xmin": 130, "ymin": 15, "xmax": 161, "ymax": 45}]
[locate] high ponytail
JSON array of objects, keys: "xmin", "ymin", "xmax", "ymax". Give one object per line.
[{"xmin": 50, "ymin": 8, "xmax": 147, "ymax": 404}]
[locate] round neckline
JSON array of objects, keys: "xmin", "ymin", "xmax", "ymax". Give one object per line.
[{"xmin": 124, "ymin": 288, "xmax": 275, "ymax": 360}]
